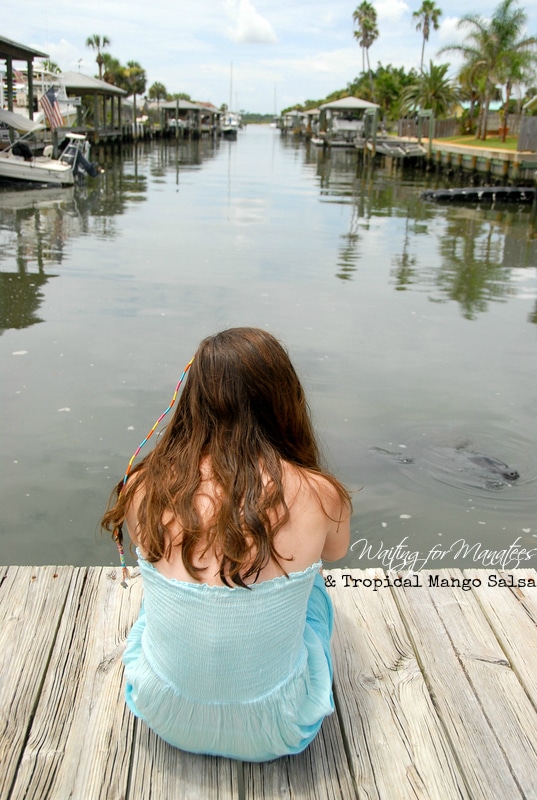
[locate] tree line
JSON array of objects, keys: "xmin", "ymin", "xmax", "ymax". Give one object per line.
[
  {"xmin": 84, "ymin": 35, "xmax": 194, "ymax": 118},
  {"xmin": 290, "ymin": 0, "xmax": 537, "ymax": 141}
]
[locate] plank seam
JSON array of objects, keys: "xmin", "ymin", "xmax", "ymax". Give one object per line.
[
  {"xmin": 331, "ymin": 679, "xmax": 360, "ymax": 798},
  {"xmin": 387, "ymin": 575, "xmax": 471, "ymax": 800},
  {"xmin": 236, "ymin": 760, "xmax": 245, "ymax": 800},
  {"xmin": 0, "ymin": 565, "xmax": 8, "ymax": 590},
  {"xmin": 124, "ymin": 715, "xmax": 137, "ymax": 800}
]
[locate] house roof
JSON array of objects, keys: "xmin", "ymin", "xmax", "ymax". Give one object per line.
[
  {"xmin": 159, "ymin": 98, "xmax": 202, "ymax": 111},
  {"xmin": 320, "ymin": 96, "xmax": 379, "ymax": 111},
  {"xmin": 156, "ymin": 99, "xmax": 221, "ymax": 114},
  {"xmin": 60, "ymin": 71, "xmax": 127, "ymax": 96},
  {"xmin": 0, "ymin": 36, "xmax": 48, "ymax": 62}
]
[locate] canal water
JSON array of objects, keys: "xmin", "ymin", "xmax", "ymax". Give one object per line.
[{"xmin": 1, "ymin": 125, "xmax": 536, "ymax": 571}]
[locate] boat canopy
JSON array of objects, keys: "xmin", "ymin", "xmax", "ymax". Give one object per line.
[
  {"xmin": 319, "ymin": 96, "xmax": 379, "ymax": 111},
  {"xmin": 0, "ymin": 108, "xmax": 44, "ymax": 132}
]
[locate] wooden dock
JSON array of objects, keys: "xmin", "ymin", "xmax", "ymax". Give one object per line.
[
  {"xmin": 425, "ymin": 139, "xmax": 537, "ymax": 182},
  {"xmin": 2, "ymin": 565, "xmax": 537, "ymax": 799}
]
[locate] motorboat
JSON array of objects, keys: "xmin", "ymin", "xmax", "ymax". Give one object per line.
[
  {"xmin": 367, "ymin": 138, "xmax": 427, "ymax": 158},
  {"xmin": 222, "ymin": 112, "xmax": 241, "ymax": 140},
  {"xmin": 0, "ymin": 110, "xmax": 97, "ymax": 187}
]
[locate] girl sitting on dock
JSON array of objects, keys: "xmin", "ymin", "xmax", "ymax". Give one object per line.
[{"xmin": 102, "ymin": 327, "xmax": 351, "ymax": 762}]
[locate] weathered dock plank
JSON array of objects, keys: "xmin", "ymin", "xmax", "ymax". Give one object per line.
[
  {"xmin": 330, "ymin": 568, "xmax": 468, "ymax": 800},
  {"xmin": 394, "ymin": 569, "xmax": 536, "ymax": 799},
  {"xmin": 129, "ymin": 724, "xmax": 236, "ymax": 800},
  {"xmin": 465, "ymin": 568, "xmax": 537, "ymax": 709},
  {"xmin": 244, "ymin": 712, "xmax": 357, "ymax": 799},
  {"xmin": 1, "ymin": 566, "xmax": 537, "ymax": 799},
  {"xmin": 7, "ymin": 567, "xmax": 140, "ymax": 800},
  {"xmin": 0, "ymin": 566, "xmax": 77, "ymax": 798}
]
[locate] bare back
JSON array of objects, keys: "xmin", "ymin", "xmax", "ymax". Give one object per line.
[{"xmin": 126, "ymin": 460, "xmax": 350, "ymax": 586}]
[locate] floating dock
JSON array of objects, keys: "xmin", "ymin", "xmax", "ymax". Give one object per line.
[
  {"xmin": 2, "ymin": 565, "xmax": 537, "ymax": 799},
  {"xmin": 422, "ymin": 186, "xmax": 537, "ymax": 204}
]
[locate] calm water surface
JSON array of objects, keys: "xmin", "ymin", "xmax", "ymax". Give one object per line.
[{"xmin": 1, "ymin": 125, "xmax": 536, "ymax": 570}]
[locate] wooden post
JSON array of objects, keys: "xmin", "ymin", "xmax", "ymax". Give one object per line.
[
  {"xmin": 6, "ymin": 56, "xmax": 13, "ymax": 112},
  {"xmin": 133, "ymin": 95, "xmax": 137, "ymax": 140},
  {"xmin": 26, "ymin": 59, "xmax": 34, "ymax": 120},
  {"xmin": 94, "ymin": 93, "xmax": 100, "ymax": 143}
]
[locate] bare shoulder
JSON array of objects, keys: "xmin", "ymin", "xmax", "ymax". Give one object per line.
[
  {"xmin": 282, "ymin": 462, "xmax": 351, "ymax": 562},
  {"xmin": 282, "ymin": 462, "xmax": 345, "ymax": 512}
]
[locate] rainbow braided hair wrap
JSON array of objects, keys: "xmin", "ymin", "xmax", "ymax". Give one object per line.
[{"xmin": 114, "ymin": 357, "xmax": 194, "ymax": 587}]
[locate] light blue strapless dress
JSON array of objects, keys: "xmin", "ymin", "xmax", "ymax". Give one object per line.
[{"xmin": 123, "ymin": 551, "xmax": 334, "ymax": 762}]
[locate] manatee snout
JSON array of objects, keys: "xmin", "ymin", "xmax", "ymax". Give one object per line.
[{"xmin": 467, "ymin": 453, "xmax": 519, "ymax": 481}]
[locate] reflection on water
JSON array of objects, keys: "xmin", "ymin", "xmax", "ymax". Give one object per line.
[
  {"xmin": 1, "ymin": 127, "xmax": 536, "ymax": 568},
  {"xmin": 303, "ymin": 144, "xmax": 537, "ymax": 319},
  {"xmin": 0, "ymin": 138, "xmax": 221, "ymax": 332}
]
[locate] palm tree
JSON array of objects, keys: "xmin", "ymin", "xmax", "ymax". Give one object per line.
[
  {"xmin": 148, "ymin": 82, "xmax": 168, "ymax": 105},
  {"xmin": 85, "ymin": 34, "xmax": 111, "ymax": 80},
  {"xmin": 353, "ymin": 2, "xmax": 379, "ymax": 98},
  {"xmin": 123, "ymin": 61, "xmax": 147, "ymax": 135},
  {"xmin": 101, "ymin": 54, "xmax": 123, "ymax": 86},
  {"xmin": 347, "ymin": 64, "xmax": 418, "ymax": 119},
  {"xmin": 400, "ymin": 61, "xmax": 460, "ymax": 118},
  {"xmin": 413, "ymin": 1, "xmax": 442, "ymax": 72},
  {"xmin": 457, "ymin": 60, "xmax": 488, "ymax": 134},
  {"xmin": 40, "ymin": 59, "xmax": 61, "ymax": 74},
  {"xmin": 440, "ymin": 0, "xmax": 537, "ymax": 139}
]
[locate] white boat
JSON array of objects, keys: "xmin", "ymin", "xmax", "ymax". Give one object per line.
[
  {"xmin": 0, "ymin": 110, "xmax": 96, "ymax": 186},
  {"xmin": 222, "ymin": 112, "xmax": 241, "ymax": 140},
  {"xmin": 367, "ymin": 138, "xmax": 427, "ymax": 158}
]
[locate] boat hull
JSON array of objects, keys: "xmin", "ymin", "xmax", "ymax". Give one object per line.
[
  {"xmin": 365, "ymin": 139, "xmax": 426, "ymax": 158},
  {"xmin": 222, "ymin": 128, "xmax": 238, "ymax": 140},
  {"xmin": 0, "ymin": 153, "xmax": 75, "ymax": 186}
]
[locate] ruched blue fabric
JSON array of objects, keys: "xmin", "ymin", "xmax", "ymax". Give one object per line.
[{"xmin": 123, "ymin": 551, "xmax": 334, "ymax": 761}]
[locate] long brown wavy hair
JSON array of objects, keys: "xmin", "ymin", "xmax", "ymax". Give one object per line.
[{"xmin": 102, "ymin": 327, "xmax": 350, "ymax": 587}]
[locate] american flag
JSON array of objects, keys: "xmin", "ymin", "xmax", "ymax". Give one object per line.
[{"xmin": 39, "ymin": 86, "xmax": 64, "ymax": 130}]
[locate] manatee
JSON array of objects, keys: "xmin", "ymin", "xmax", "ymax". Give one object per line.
[
  {"xmin": 369, "ymin": 446, "xmax": 415, "ymax": 464},
  {"xmin": 370, "ymin": 442, "xmax": 520, "ymax": 490}
]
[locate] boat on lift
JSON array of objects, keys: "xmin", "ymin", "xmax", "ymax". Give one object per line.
[
  {"xmin": 366, "ymin": 137, "xmax": 427, "ymax": 158},
  {"xmin": 0, "ymin": 110, "xmax": 97, "ymax": 187}
]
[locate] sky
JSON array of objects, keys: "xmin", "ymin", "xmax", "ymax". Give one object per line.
[{"xmin": 2, "ymin": 0, "xmax": 537, "ymax": 114}]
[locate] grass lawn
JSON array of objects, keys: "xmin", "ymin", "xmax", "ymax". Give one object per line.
[{"xmin": 439, "ymin": 135, "xmax": 520, "ymax": 151}]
